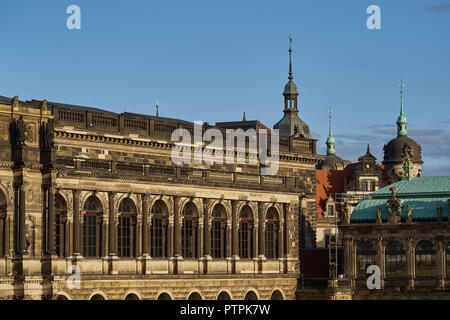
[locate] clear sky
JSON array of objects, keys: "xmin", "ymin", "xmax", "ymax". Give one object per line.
[{"xmin": 1, "ymin": 0, "xmax": 449, "ymax": 175}]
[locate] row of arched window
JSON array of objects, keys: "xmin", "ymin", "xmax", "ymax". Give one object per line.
[
  {"xmin": 57, "ymin": 289, "xmax": 285, "ymax": 300},
  {"xmin": 356, "ymin": 240, "xmax": 450, "ymax": 278},
  {"xmin": 53, "ymin": 195, "xmax": 282, "ymax": 260}
]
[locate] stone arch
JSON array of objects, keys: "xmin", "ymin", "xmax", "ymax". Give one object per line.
[
  {"xmin": 243, "ymin": 289, "xmax": 259, "ymax": 300},
  {"xmin": 150, "ymin": 198, "xmax": 170, "ymax": 215},
  {"xmin": 81, "ymin": 192, "xmax": 104, "ymax": 214},
  {"xmin": 236, "ymin": 201, "xmax": 257, "ymax": 220},
  {"xmin": 55, "ymin": 292, "xmax": 72, "ymax": 300},
  {"xmin": 187, "ymin": 290, "xmax": 203, "ymax": 300},
  {"xmin": 413, "ymin": 237, "xmax": 435, "ymax": 249},
  {"xmin": 89, "ymin": 291, "xmax": 107, "ymax": 300},
  {"xmin": 270, "ymin": 289, "xmax": 285, "ymax": 300},
  {"xmin": 148, "ymin": 195, "xmax": 173, "ymax": 216},
  {"xmin": 208, "ymin": 199, "xmax": 231, "ymax": 220},
  {"xmin": 216, "ymin": 290, "xmax": 233, "ymax": 300},
  {"xmin": 123, "ymin": 291, "xmax": 141, "ymax": 300},
  {"xmin": 0, "ymin": 184, "xmax": 9, "ymax": 207},
  {"xmin": 117, "ymin": 197, "xmax": 138, "ymax": 216},
  {"xmin": 116, "ymin": 193, "xmax": 141, "ymax": 214},
  {"xmin": 156, "ymin": 291, "xmax": 173, "ymax": 300},
  {"xmin": 180, "ymin": 199, "xmax": 199, "ymax": 217},
  {"xmin": 264, "ymin": 205, "xmax": 280, "ymax": 221}
]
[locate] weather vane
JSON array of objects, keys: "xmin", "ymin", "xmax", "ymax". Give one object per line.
[{"xmin": 399, "ymin": 80, "xmax": 406, "ymax": 95}]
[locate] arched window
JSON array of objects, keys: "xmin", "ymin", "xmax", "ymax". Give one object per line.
[
  {"xmin": 0, "ymin": 190, "xmax": 7, "ymax": 257},
  {"xmin": 446, "ymin": 243, "xmax": 450, "ymax": 278},
  {"xmin": 415, "ymin": 240, "xmax": 436, "ymax": 278},
  {"xmin": 124, "ymin": 293, "xmax": 139, "ymax": 300},
  {"xmin": 265, "ymin": 207, "xmax": 279, "ymax": 259},
  {"xmin": 187, "ymin": 292, "xmax": 202, "ymax": 300},
  {"xmin": 118, "ymin": 198, "xmax": 137, "ymax": 258},
  {"xmin": 90, "ymin": 294, "xmax": 106, "ymax": 300},
  {"xmin": 239, "ymin": 206, "xmax": 253, "ymax": 259},
  {"xmin": 157, "ymin": 293, "xmax": 172, "ymax": 300},
  {"xmin": 211, "ymin": 204, "xmax": 226, "ymax": 259},
  {"xmin": 82, "ymin": 196, "xmax": 103, "ymax": 257},
  {"xmin": 385, "ymin": 241, "xmax": 406, "ymax": 277},
  {"xmin": 363, "ymin": 182, "xmax": 368, "ymax": 191},
  {"xmin": 181, "ymin": 202, "xmax": 198, "ymax": 258},
  {"xmin": 150, "ymin": 200, "xmax": 168, "ymax": 258},
  {"xmin": 244, "ymin": 291, "xmax": 258, "ymax": 300},
  {"xmin": 55, "ymin": 195, "xmax": 67, "ymax": 257},
  {"xmin": 217, "ymin": 291, "xmax": 231, "ymax": 300},
  {"xmin": 356, "ymin": 241, "xmax": 376, "ymax": 279},
  {"xmin": 270, "ymin": 290, "xmax": 284, "ymax": 300}
]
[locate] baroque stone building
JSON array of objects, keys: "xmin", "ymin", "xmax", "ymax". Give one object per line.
[
  {"xmin": 341, "ymin": 176, "xmax": 450, "ymax": 299},
  {"xmin": 0, "ymin": 44, "xmax": 321, "ymax": 300}
]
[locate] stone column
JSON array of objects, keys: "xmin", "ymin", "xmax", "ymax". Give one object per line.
[
  {"xmin": 0, "ymin": 211, "xmax": 5, "ymax": 257},
  {"xmin": 406, "ymin": 237, "xmax": 415, "ymax": 290},
  {"xmin": 141, "ymin": 194, "xmax": 150, "ymax": 256},
  {"xmin": 231, "ymin": 201, "xmax": 238, "ymax": 257},
  {"xmin": 197, "ymin": 217, "xmax": 204, "ymax": 259},
  {"xmin": 204, "ymin": 201, "xmax": 211, "ymax": 257},
  {"xmin": 436, "ymin": 239, "xmax": 446, "ymax": 290},
  {"xmin": 47, "ymin": 184, "xmax": 56, "ymax": 256},
  {"xmin": 252, "ymin": 219, "xmax": 258, "ymax": 258},
  {"xmin": 226, "ymin": 220, "xmax": 232, "ymax": 258},
  {"xmin": 72, "ymin": 190, "xmax": 81, "ymax": 256},
  {"xmin": 168, "ymin": 215, "xmax": 174, "ymax": 258},
  {"xmin": 278, "ymin": 219, "xmax": 284, "ymax": 259},
  {"xmin": 258, "ymin": 203, "xmax": 265, "ymax": 258},
  {"xmin": 376, "ymin": 238, "xmax": 385, "ymax": 289},
  {"xmin": 15, "ymin": 182, "xmax": 27, "ymax": 255},
  {"xmin": 173, "ymin": 196, "xmax": 181, "ymax": 257},
  {"xmin": 108, "ymin": 192, "xmax": 117, "ymax": 256}
]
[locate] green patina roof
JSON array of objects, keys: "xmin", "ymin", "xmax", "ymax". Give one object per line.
[
  {"xmin": 350, "ymin": 197, "xmax": 449, "ymax": 222},
  {"xmin": 350, "ymin": 176, "xmax": 450, "ymax": 223},
  {"xmin": 371, "ymin": 176, "xmax": 450, "ymax": 198}
]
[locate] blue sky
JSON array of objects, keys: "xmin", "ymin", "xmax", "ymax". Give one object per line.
[{"xmin": 1, "ymin": 0, "xmax": 449, "ymax": 175}]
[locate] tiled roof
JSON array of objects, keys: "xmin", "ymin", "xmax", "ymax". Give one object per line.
[
  {"xmin": 371, "ymin": 176, "xmax": 450, "ymax": 198},
  {"xmin": 350, "ymin": 197, "xmax": 449, "ymax": 222},
  {"xmin": 315, "ymin": 169, "xmax": 352, "ymax": 217},
  {"xmin": 351, "ymin": 176, "xmax": 450, "ymax": 223}
]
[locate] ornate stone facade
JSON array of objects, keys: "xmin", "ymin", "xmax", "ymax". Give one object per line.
[{"xmin": 0, "ymin": 93, "xmax": 320, "ymax": 300}]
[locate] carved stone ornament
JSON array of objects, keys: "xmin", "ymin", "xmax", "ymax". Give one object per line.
[
  {"xmin": 343, "ymin": 202, "xmax": 350, "ymax": 224},
  {"xmin": 406, "ymin": 205, "xmax": 413, "ymax": 223},
  {"xmin": 387, "ymin": 187, "xmax": 402, "ymax": 216},
  {"xmin": 41, "ymin": 119, "xmax": 54, "ymax": 149},
  {"xmin": 376, "ymin": 205, "xmax": 382, "ymax": 224}
]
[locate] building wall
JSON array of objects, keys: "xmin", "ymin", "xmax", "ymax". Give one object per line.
[{"xmin": 0, "ymin": 97, "xmax": 321, "ymax": 299}]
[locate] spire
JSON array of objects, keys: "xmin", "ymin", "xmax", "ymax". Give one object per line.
[
  {"xmin": 326, "ymin": 110, "xmax": 336, "ymax": 155},
  {"xmin": 156, "ymin": 100, "xmax": 159, "ymax": 117},
  {"xmin": 396, "ymin": 81, "xmax": 408, "ymax": 136},
  {"xmin": 242, "ymin": 112, "xmax": 247, "ymax": 122},
  {"xmin": 288, "ymin": 36, "xmax": 293, "ymax": 82},
  {"xmin": 283, "ymin": 36, "xmax": 299, "ymax": 110},
  {"xmin": 367, "ymin": 144, "xmax": 371, "ymax": 155}
]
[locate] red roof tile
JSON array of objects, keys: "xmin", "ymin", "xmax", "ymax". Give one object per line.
[{"xmin": 315, "ymin": 170, "xmax": 353, "ymax": 218}]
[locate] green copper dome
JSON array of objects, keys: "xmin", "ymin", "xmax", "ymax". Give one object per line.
[
  {"xmin": 274, "ymin": 110, "xmax": 312, "ymax": 138},
  {"xmin": 283, "ymin": 81, "xmax": 299, "ymax": 96}
]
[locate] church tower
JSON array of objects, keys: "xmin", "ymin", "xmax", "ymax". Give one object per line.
[
  {"xmin": 273, "ymin": 37, "xmax": 312, "ymax": 138},
  {"xmin": 382, "ymin": 82, "xmax": 423, "ymax": 183}
]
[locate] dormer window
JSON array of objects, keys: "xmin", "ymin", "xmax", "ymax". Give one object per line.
[
  {"xmin": 325, "ymin": 195, "xmax": 336, "ymax": 218},
  {"xmin": 327, "ymin": 205, "xmax": 334, "ymax": 216}
]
